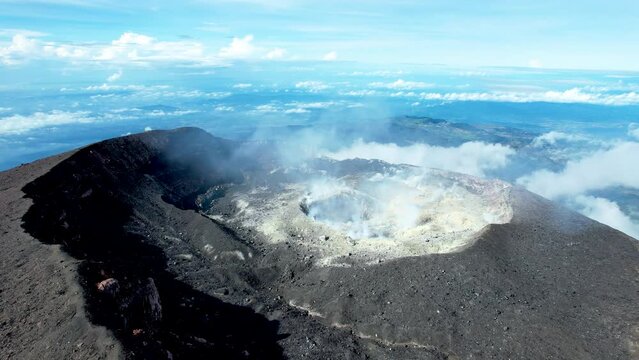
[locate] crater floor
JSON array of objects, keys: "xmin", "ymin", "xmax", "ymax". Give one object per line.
[{"xmin": 205, "ymin": 160, "xmax": 513, "ymax": 266}]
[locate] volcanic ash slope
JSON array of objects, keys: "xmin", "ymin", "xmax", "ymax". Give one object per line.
[{"xmin": 0, "ymin": 128, "xmax": 638, "ymax": 360}]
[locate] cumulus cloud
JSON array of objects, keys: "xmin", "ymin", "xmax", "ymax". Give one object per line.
[
  {"xmin": 0, "ymin": 110, "xmax": 93, "ymax": 134},
  {"xmin": 416, "ymin": 88, "xmax": 639, "ymax": 106},
  {"xmin": 0, "ymin": 31, "xmax": 210, "ymax": 65},
  {"xmin": 145, "ymin": 109, "xmax": 198, "ymax": 117},
  {"xmin": 285, "ymin": 101, "xmax": 336, "ymax": 109},
  {"xmin": 248, "ymin": 101, "xmax": 350, "ymax": 115},
  {"xmin": 218, "ymin": 34, "xmax": 255, "ymax": 59},
  {"xmin": 106, "ymin": 69, "xmax": 122, "ymax": 82},
  {"xmin": 370, "ymin": 79, "xmax": 434, "ymax": 90},
  {"xmin": 113, "ymin": 32, "xmax": 153, "ymax": 46},
  {"xmin": 629, "ymin": 123, "xmax": 639, "ymax": 140},
  {"xmin": 339, "ymin": 89, "xmax": 377, "ymax": 96},
  {"xmin": 324, "ymin": 139, "xmax": 515, "ymax": 177},
  {"xmin": 0, "ymin": 31, "xmax": 278, "ymax": 66},
  {"xmin": 573, "ymin": 195, "xmax": 639, "ymax": 239},
  {"xmin": 531, "ymin": 131, "xmax": 588, "ymax": 147},
  {"xmin": 232, "ymin": 83, "xmax": 253, "ymax": 89},
  {"xmin": 517, "ymin": 142, "xmax": 639, "ymax": 198},
  {"xmin": 254, "ymin": 104, "xmax": 278, "ymax": 113},
  {"xmin": 322, "ymin": 51, "xmax": 337, "ymax": 61},
  {"xmin": 265, "ymin": 48, "xmax": 285, "ymax": 60},
  {"xmin": 78, "ymin": 83, "xmax": 231, "ymax": 102},
  {"xmin": 83, "ymin": 83, "xmax": 169, "ymax": 92},
  {"xmin": 214, "ymin": 105, "xmax": 235, "ymax": 112},
  {"xmin": 0, "ymin": 34, "xmax": 39, "ymax": 65},
  {"xmin": 284, "ymin": 108, "xmax": 310, "ymax": 114},
  {"xmin": 93, "ymin": 32, "xmax": 208, "ymax": 64},
  {"xmin": 295, "ymin": 81, "xmax": 330, "ymax": 92}
]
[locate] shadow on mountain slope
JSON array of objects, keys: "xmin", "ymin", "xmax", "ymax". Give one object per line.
[{"xmin": 21, "ymin": 128, "xmax": 284, "ymax": 359}]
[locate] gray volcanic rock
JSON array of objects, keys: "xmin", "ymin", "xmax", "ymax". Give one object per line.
[
  {"xmin": 1, "ymin": 127, "xmax": 638, "ymax": 359},
  {"xmin": 0, "ymin": 151, "xmax": 123, "ymax": 359}
]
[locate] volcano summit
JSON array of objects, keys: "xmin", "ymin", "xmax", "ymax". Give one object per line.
[{"xmin": 1, "ymin": 128, "xmax": 638, "ymax": 359}]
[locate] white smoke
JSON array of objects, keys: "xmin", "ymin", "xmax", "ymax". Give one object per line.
[
  {"xmin": 300, "ymin": 168, "xmax": 512, "ymax": 241},
  {"xmin": 323, "ymin": 139, "xmax": 515, "ymax": 177},
  {"xmin": 301, "ymin": 173, "xmax": 425, "ymax": 239},
  {"xmin": 517, "ymin": 142, "xmax": 639, "ymax": 198},
  {"xmin": 573, "ymin": 195, "xmax": 639, "ymax": 239},
  {"xmin": 517, "ymin": 141, "xmax": 639, "ymax": 239}
]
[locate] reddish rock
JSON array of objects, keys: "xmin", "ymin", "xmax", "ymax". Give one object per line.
[{"xmin": 96, "ymin": 278, "xmax": 120, "ymax": 297}]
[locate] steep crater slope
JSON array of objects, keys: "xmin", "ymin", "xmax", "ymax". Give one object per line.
[
  {"xmin": 20, "ymin": 128, "xmax": 286, "ymax": 359},
  {"xmin": 11, "ymin": 127, "xmax": 639, "ymax": 360},
  {"xmin": 17, "ymin": 128, "xmax": 427, "ymax": 360}
]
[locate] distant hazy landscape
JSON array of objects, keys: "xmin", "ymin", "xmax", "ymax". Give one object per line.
[{"xmin": 2, "ymin": 62, "xmax": 638, "ymax": 238}]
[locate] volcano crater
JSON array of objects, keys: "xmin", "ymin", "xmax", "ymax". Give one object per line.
[{"xmin": 205, "ymin": 159, "xmax": 513, "ymax": 267}]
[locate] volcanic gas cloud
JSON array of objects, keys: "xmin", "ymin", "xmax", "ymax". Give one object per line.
[{"xmin": 204, "ymin": 159, "xmax": 512, "ymax": 267}]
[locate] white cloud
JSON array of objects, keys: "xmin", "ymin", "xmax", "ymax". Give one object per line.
[
  {"xmin": 370, "ymin": 79, "xmax": 434, "ymax": 90},
  {"xmin": 0, "ymin": 107, "xmax": 12, "ymax": 112},
  {"xmin": 417, "ymin": 88, "xmax": 639, "ymax": 106},
  {"xmin": 0, "ymin": 34, "xmax": 39, "ymax": 65},
  {"xmin": 79, "ymin": 84, "xmax": 231, "ymax": 101},
  {"xmin": 218, "ymin": 34, "xmax": 255, "ymax": 59},
  {"xmin": 0, "ymin": 110, "xmax": 93, "ymax": 134},
  {"xmin": 1, "ymin": 31, "xmax": 275, "ymax": 67},
  {"xmin": 214, "ymin": 105, "xmax": 235, "ymax": 112},
  {"xmin": 629, "ymin": 123, "xmax": 639, "ymax": 140},
  {"xmin": 145, "ymin": 109, "xmax": 198, "ymax": 117},
  {"xmin": 265, "ymin": 48, "xmax": 285, "ymax": 60},
  {"xmin": 284, "ymin": 108, "xmax": 310, "ymax": 114},
  {"xmin": 106, "ymin": 69, "xmax": 122, "ymax": 82},
  {"xmin": 286, "ymin": 101, "xmax": 336, "ymax": 109},
  {"xmin": 573, "ymin": 195, "xmax": 639, "ymax": 239},
  {"xmin": 0, "ymin": 31, "xmax": 212, "ymax": 66},
  {"xmin": 531, "ymin": 131, "xmax": 588, "ymax": 147},
  {"xmin": 322, "ymin": 51, "xmax": 337, "ymax": 61},
  {"xmin": 295, "ymin": 81, "xmax": 330, "ymax": 92},
  {"xmin": 324, "ymin": 139, "xmax": 515, "ymax": 177},
  {"xmin": 113, "ymin": 32, "xmax": 154, "ymax": 46},
  {"xmin": 517, "ymin": 141, "xmax": 639, "ymax": 199},
  {"xmin": 254, "ymin": 104, "xmax": 278, "ymax": 113},
  {"xmin": 339, "ymin": 89, "xmax": 377, "ymax": 96},
  {"xmin": 93, "ymin": 32, "xmax": 208, "ymax": 64},
  {"xmin": 232, "ymin": 83, "xmax": 252, "ymax": 89},
  {"xmin": 144, "ymin": 126, "xmax": 153, "ymax": 132},
  {"xmin": 84, "ymin": 83, "xmax": 168, "ymax": 91}
]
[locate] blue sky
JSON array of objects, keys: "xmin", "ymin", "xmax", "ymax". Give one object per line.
[
  {"xmin": 1, "ymin": 0, "xmax": 639, "ymax": 238},
  {"xmin": 1, "ymin": 0, "xmax": 639, "ymax": 72}
]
